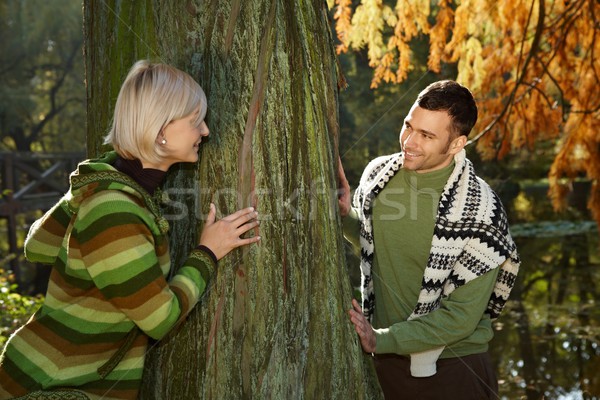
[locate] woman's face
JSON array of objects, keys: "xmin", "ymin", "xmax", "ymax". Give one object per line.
[{"xmin": 151, "ymin": 107, "xmax": 209, "ymax": 170}]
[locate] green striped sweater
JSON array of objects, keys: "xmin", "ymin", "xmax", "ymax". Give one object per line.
[{"xmin": 0, "ymin": 153, "xmax": 215, "ymax": 400}]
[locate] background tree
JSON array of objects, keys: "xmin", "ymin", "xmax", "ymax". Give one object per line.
[
  {"xmin": 0, "ymin": 0, "xmax": 85, "ymax": 301},
  {"xmin": 334, "ymin": 0, "xmax": 600, "ymax": 229},
  {"xmin": 84, "ymin": 1, "xmax": 380, "ymax": 398},
  {"xmin": 0, "ymin": 0, "xmax": 85, "ymax": 152}
]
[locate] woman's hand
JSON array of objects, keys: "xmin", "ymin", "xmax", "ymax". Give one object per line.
[{"xmin": 199, "ymin": 203, "xmax": 260, "ymax": 260}]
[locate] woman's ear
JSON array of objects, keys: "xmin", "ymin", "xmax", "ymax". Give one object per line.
[{"xmin": 157, "ymin": 131, "xmax": 167, "ymax": 145}]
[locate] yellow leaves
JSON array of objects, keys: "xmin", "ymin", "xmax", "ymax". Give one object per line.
[
  {"xmin": 334, "ymin": 0, "xmax": 437, "ymax": 87},
  {"xmin": 497, "ymin": 0, "xmax": 533, "ymax": 37},
  {"xmin": 394, "ymin": 0, "xmax": 431, "ymax": 39},
  {"xmin": 428, "ymin": 1, "xmax": 454, "ymax": 72},
  {"xmin": 373, "ymin": 52, "xmax": 400, "ymax": 88},
  {"xmin": 442, "ymin": 1, "xmax": 471, "ymax": 63},
  {"xmin": 456, "ymin": 37, "xmax": 484, "ymax": 92},
  {"xmin": 340, "ymin": 0, "xmax": 392, "ymax": 79},
  {"xmin": 333, "ymin": 0, "xmax": 353, "ymax": 54},
  {"xmin": 382, "ymin": 4, "xmax": 398, "ymax": 27},
  {"xmin": 396, "ymin": 39, "xmax": 413, "ymax": 82}
]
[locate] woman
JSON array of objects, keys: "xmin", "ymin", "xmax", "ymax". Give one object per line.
[{"xmin": 0, "ymin": 60, "xmax": 260, "ymax": 399}]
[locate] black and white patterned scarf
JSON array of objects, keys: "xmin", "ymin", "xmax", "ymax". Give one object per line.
[{"xmin": 353, "ymin": 149, "xmax": 520, "ymax": 322}]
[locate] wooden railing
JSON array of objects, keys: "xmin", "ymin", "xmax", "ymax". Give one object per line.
[{"xmin": 0, "ymin": 152, "xmax": 84, "ymax": 273}]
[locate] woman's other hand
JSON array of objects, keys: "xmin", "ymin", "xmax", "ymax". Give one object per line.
[{"xmin": 199, "ymin": 203, "xmax": 260, "ymax": 260}]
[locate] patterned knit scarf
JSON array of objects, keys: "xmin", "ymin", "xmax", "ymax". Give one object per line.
[{"xmin": 353, "ymin": 149, "xmax": 520, "ymax": 322}]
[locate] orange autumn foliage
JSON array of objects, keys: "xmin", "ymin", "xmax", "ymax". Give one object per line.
[{"xmin": 333, "ymin": 0, "xmax": 600, "ymax": 228}]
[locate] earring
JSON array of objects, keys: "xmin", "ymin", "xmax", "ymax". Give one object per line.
[{"xmin": 161, "ymin": 138, "xmax": 167, "ymax": 145}]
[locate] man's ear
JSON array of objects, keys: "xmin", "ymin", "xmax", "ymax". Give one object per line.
[{"xmin": 448, "ymin": 135, "xmax": 467, "ymax": 155}]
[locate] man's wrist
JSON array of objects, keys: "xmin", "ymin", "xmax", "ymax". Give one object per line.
[{"xmin": 373, "ymin": 328, "xmax": 393, "ymax": 354}]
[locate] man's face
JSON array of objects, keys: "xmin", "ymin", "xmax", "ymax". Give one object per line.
[{"xmin": 399, "ymin": 105, "xmax": 466, "ymax": 173}]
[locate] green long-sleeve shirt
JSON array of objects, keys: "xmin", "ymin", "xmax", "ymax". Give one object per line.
[{"xmin": 343, "ymin": 163, "xmax": 498, "ymax": 358}]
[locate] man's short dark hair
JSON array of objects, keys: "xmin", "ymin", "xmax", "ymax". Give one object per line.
[{"xmin": 416, "ymin": 80, "xmax": 478, "ymax": 137}]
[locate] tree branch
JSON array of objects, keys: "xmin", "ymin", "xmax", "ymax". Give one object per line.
[
  {"xmin": 29, "ymin": 38, "xmax": 82, "ymax": 141},
  {"xmin": 533, "ymin": 54, "xmax": 568, "ymax": 120},
  {"xmin": 517, "ymin": 78, "xmax": 557, "ymax": 109}
]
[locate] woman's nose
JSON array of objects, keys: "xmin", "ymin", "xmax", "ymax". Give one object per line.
[{"xmin": 200, "ymin": 121, "xmax": 209, "ymax": 136}]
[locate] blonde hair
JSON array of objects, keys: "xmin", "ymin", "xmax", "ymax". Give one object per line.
[{"xmin": 104, "ymin": 60, "xmax": 207, "ymax": 164}]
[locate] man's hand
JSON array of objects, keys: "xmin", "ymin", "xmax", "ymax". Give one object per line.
[
  {"xmin": 349, "ymin": 299, "xmax": 376, "ymax": 353},
  {"xmin": 337, "ymin": 156, "xmax": 351, "ymax": 217}
]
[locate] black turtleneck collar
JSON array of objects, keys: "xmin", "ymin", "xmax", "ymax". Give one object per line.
[{"xmin": 114, "ymin": 156, "xmax": 166, "ymax": 196}]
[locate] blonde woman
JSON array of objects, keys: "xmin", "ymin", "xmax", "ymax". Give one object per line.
[{"xmin": 0, "ymin": 60, "xmax": 260, "ymax": 400}]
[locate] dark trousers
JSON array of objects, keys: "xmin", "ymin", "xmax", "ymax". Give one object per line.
[{"xmin": 374, "ymin": 352, "xmax": 499, "ymax": 400}]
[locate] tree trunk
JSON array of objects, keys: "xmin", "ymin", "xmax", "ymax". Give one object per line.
[{"xmin": 84, "ymin": 1, "xmax": 381, "ymax": 398}]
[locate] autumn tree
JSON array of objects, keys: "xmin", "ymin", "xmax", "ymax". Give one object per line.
[
  {"xmin": 334, "ymin": 0, "xmax": 600, "ymax": 227},
  {"xmin": 84, "ymin": 1, "xmax": 380, "ymax": 399}
]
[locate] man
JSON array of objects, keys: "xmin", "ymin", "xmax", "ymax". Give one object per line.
[{"xmin": 338, "ymin": 80, "xmax": 520, "ymax": 399}]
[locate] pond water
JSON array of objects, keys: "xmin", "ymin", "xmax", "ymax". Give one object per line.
[{"xmin": 490, "ymin": 224, "xmax": 600, "ymax": 399}]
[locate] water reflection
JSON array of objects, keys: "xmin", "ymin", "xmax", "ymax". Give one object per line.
[{"xmin": 491, "ymin": 227, "xmax": 600, "ymax": 399}]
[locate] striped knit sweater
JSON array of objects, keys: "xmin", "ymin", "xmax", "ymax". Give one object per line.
[{"xmin": 0, "ymin": 152, "xmax": 215, "ymax": 400}]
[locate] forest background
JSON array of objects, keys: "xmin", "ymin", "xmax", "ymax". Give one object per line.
[{"xmin": 0, "ymin": 0, "xmax": 598, "ymax": 399}]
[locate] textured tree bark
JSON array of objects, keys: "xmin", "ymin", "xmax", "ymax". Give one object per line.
[{"xmin": 84, "ymin": 1, "xmax": 381, "ymax": 398}]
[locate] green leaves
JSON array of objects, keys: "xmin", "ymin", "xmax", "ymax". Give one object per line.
[{"xmin": 0, "ymin": 266, "xmax": 43, "ymax": 350}]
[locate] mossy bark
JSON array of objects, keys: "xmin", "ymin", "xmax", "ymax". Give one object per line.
[{"xmin": 84, "ymin": 1, "xmax": 381, "ymax": 398}]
